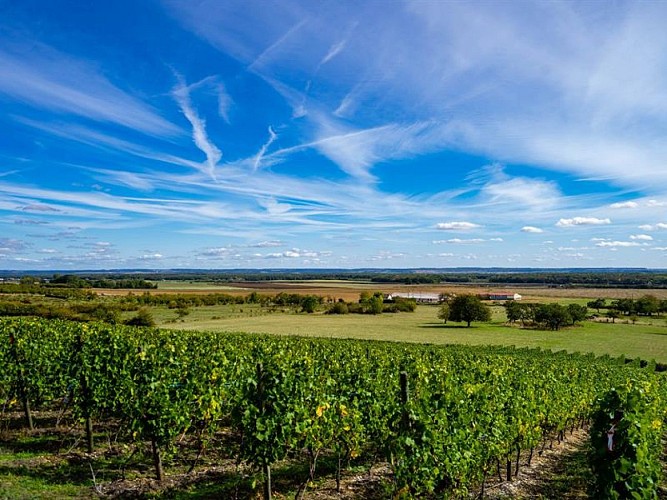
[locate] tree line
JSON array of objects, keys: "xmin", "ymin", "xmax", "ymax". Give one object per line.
[
  {"xmin": 11, "ymin": 269, "xmax": 667, "ymax": 288},
  {"xmin": 586, "ymin": 295, "xmax": 667, "ymax": 319}
]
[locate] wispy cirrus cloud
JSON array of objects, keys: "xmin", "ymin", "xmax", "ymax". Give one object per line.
[
  {"xmin": 165, "ymin": 0, "xmax": 667, "ymax": 190},
  {"xmin": 253, "ymin": 126, "xmax": 278, "ymax": 171},
  {"xmin": 172, "ymin": 75, "xmax": 222, "ymax": 180},
  {"xmin": 0, "ymin": 42, "xmax": 178, "ymax": 136}
]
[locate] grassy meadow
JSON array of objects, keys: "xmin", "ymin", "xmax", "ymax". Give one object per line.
[{"xmin": 154, "ymin": 301, "xmax": 667, "ymax": 362}]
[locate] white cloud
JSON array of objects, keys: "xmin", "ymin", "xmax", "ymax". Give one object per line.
[
  {"xmin": 610, "ymin": 201, "xmax": 639, "ymax": 209},
  {"xmin": 198, "ymin": 247, "xmax": 232, "ymax": 257},
  {"xmin": 447, "ymin": 238, "xmax": 485, "ymax": 244},
  {"xmin": 250, "ymin": 240, "xmax": 283, "ymax": 248},
  {"xmin": 639, "ymin": 223, "xmax": 667, "ymax": 231},
  {"xmin": 264, "ymin": 248, "xmax": 325, "ymax": 259},
  {"xmin": 630, "ymin": 234, "xmax": 653, "ymax": 241},
  {"xmin": 556, "ymin": 217, "xmax": 611, "ymax": 227},
  {"xmin": 436, "ymin": 221, "xmax": 480, "ymax": 231},
  {"xmin": 647, "ymin": 200, "xmax": 667, "ymax": 207},
  {"xmin": 481, "ymin": 177, "xmax": 561, "ymax": 210},
  {"xmin": 521, "ymin": 226, "xmax": 543, "ymax": 233},
  {"xmin": 595, "ymin": 241, "xmax": 641, "ymax": 247},
  {"xmin": 139, "ymin": 253, "xmax": 164, "ymax": 260}
]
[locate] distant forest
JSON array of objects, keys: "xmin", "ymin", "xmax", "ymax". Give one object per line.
[{"xmin": 3, "ymin": 269, "xmax": 667, "ymax": 289}]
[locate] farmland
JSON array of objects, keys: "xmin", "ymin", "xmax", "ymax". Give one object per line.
[
  {"xmin": 3, "ymin": 276, "xmax": 667, "ymax": 498},
  {"xmin": 155, "ymin": 304, "xmax": 667, "ymax": 362},
  {"xmin": 132, "ymin": 280, "xmax": 667, "ymax": 362}
]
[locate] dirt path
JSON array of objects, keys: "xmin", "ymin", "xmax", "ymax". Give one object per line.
[{"xmin": 480, "ymin": 428, "xmax": 590, "ymax": 499}]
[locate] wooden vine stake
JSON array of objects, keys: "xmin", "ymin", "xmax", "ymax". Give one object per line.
[
  {"xmin": 76, "ymin": 334, "xmax": 94, "ymax": 453},
  {"xmin": 257, "ymin": 363, "xmax": 271, "ymax": 500},
  {"xmin": 152, "ymin": 436, "xmax": 164, "ymax": 482}
]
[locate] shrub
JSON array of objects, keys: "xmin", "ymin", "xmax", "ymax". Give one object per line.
[
  {"xmin": 125, "ymin": 308, "xmax": 156, "ymax": 327},
  {"xmin": 326, "ymin": 302, "xmax": 349, "ymax": 314}
]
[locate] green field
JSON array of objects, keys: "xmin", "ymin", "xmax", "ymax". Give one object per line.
[{"xmin": 157, "ymin": 304, "xmax": 667, "ymax": 362}]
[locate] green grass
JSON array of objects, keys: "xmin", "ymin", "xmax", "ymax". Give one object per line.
[
  {"xmin": 0, "ymin": 445, "xmax": 93, "ymax": 499},
  {"xmin": 160, "ymin": 305, "xmax": 667, "ymax": 362}
]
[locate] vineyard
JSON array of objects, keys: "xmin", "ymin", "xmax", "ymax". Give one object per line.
[{"xmin": 1, "ymin": 317, "xmax": 666, "ymax": 498}]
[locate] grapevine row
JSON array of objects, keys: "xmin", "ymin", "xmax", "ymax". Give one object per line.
[{"xmin": 0, "ymin": 317, "xmax": 664, "ymax": 497}]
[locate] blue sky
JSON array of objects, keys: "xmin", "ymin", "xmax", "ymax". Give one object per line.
[{"xmin": 2, "ymin": 0, "xmax": 667, "ymax": 270}]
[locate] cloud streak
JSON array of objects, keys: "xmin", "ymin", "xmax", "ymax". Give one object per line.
[
  {"xmin": 172, "ymin": 75, "xmax": 222, "ymax": 179},
  {"xmin": 0, "ymin": 42, "xmax": 178, "ymax": 136}
]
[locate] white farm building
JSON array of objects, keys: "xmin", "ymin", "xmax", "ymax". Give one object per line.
[
  {"xmin": 479, "ymin": 292, "xmax": 522, "ymax": 301},
  {"xmin": 386, "ymin": 292, "xmax": 441, "ymax": 304}
]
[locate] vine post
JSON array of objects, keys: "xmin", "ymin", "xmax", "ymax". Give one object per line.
[{"xmin": 256, "ymin": 362, "xmax": 271, "ymax": 500}]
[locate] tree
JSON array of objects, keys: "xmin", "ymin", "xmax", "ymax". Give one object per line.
[
  {"xmin": 606, "ymin": 309, "xmax": 620, "ymax": 323},
  {"xmin": 659, "ymin": 300, "xmax": 667, "ymax": 314},
  {"xmin": 534, "ymin": 304, "xmax": 571, "ymax": 331},
  {"xmin": 611, "ymin": 298, "xmax": 635, "ymax": 316},
  {"xmin": 504, "ymin": 301, "xmax": 522, "ymax": 324},
  {"xmin": 368, "ymin": 295, "xmax": 384, "ymax": 315},
  {"xmin": 301, "ymin": 295, "xmax": 319, "ymax": 314},
  {"xmin": 587, "ymin": 298, "xmax": 606, "ymax": 313},
  {"xmin": 449, "ymin": 294, "xmax": 491, "ymax": 327},
  {"xmin": 567, "ymin": 304, "xmax": 588, "ymax": 325},
  {"xmin": 437, "ymin": 303, "xmax": 450, "ymax": 323},
  {"xmin": 359, "ymin": 291, "xmax": 384, "ymax": 315},
  {"xmin": 636, "ymin": 295, "xmax": 659, "ymax": 316}
]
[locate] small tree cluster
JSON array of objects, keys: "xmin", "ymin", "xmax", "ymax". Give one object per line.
[
  {"xmin": 504, "ymin": 302, "xmax": 588, "ymax": 330},
  {"xmin": 438, "ymin": 294, "xmax": 491, "ymax": 327},
  {"xmin": 326, "ymin": 293, "xmax": 416, "ymax": 315}
]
